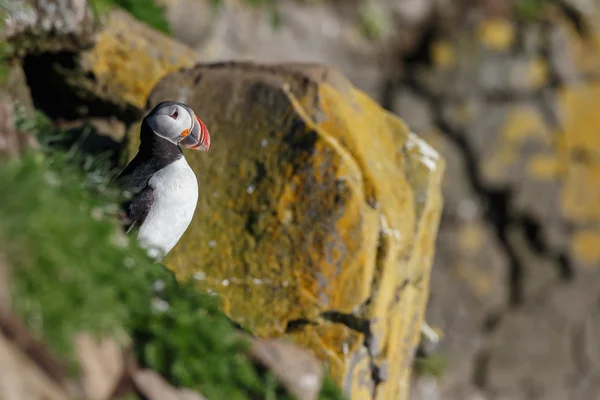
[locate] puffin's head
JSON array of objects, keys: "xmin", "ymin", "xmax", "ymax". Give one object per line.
[{"xmin": 144, "ymin": 101, "xmax": 210, "ymax": 151}]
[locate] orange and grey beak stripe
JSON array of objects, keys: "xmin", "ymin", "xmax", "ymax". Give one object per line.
[{"xmin": 180, "ymin": 115, "xmax": 210, "ymax": 151}]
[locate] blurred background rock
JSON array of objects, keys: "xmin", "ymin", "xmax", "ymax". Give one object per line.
[
  {"xmin": 152, "ymin": 0, "xmax": 600, "ymax": 399},
  {"xmin": 2, "ymin": 0, "xmax": 600, "ymax": 399}
]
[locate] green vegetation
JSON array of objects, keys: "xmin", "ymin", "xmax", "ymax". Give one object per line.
[
  {"xmin": 90, "ymin": 0, "xmax": 171, "ymax": 34},
  {"xmin": 0, "ymin": 109, "xmax": 346, "ymax": 399},
  {"xmin": 320, "ymin": 375, "xmax": 348, "ymax": 400},
  {"xmin": 357, "ymin": 0, "xmax": 389, "ymax": 40},
  {"xmin": 514, "ymin": 0, "xmax": 558, "ymax": 21},
  {"xmin": 414, "ymin": 355, "xmax": 447, "ymax": 378}
]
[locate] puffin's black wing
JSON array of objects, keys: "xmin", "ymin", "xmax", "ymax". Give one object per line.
[
  {"xmin": 122, "ymin": 186, "xmax": 155, "ymax": 233},
  {"xmin": 114, "ymin": 153, "xmax": 162, "ymax": 233}
]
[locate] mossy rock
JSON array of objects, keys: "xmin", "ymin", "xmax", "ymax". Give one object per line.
[{"xmin": 124, "ymin": 62, "xmax": 445, "ymax": 400}]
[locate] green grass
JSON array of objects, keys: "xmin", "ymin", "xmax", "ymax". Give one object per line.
[
  {"xmin": 90, "ymin": 0, "xmax": 171, "ymax": 34},
  {"xmin": 0, "ymin": 146, "xmax": 269, "ymax": 399},
  {"xmin": 1, "ymin": 109, "xmax": 347, "ymax": 399}
]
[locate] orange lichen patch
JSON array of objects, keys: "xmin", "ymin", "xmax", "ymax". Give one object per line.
[
  {"xmin": 570, "ymin": 229, "xmax": 600, "ymax": 266},
  {"xmin": 288, "ymin": 76, "xmax": 421, "ymax": 345},
  {"xmin": 502, "ymin": 106, "xmax": 550, "ymax": 145},
  {"xmin": 287, "ymin": 82, "xmax": 440, "ymax": 400},
  {"xmin": 527, "ymin": 154, "xmax": 560, "ymax": 180},
  {"xmin": 458, "ymin": 223, "xmax": 486, "ymax": 254},
  {"xmin": 430, "ymin": 40, "xmax": 455, "ymax": 69},
  {"xmin": 477, "ymin": 18, "xmax": 515, "ymax": 51},
  {"xmin": 83, "ymin": 10, "xmax": 200, "ymax": 109},
  {"xmin": 311, "ymin": 82, "xmax": 416, "ymax": 254}
]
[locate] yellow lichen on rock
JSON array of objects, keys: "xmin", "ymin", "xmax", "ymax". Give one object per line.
[
  {"xmin": 288, "ymin": 322, "xmax": 371, "ymax": 396},
  {"xmin": 482, "ymin": 105, "xmax": 552, "ymax": 183},
  {"xmin": 477, "ymin": 19, "xmax": 515, "ymax": 51},
  {"xmin": 527, "ymin": 57, "xmax": 550, "ymax": 90},
  {"xmin": 527, "ymin": 154, "xmax": 560, "ymax": 180},
  {"xmin": 570, "ymin": 229, "xmax": 600, "ymax": 266},
  {"xmin": 558, "ymin": 83, "xmax": 600, "ymax": 159},
  {"xmin": 125, "ymin": 62, "xmax": 444, "ymax": 400},
  {"xmin": 556, "ymin": 82, "xmax": 600, "ymax": 225},
  {"xmin": 502, "ymin": 106, "xmax": 550, "ymax": 146},
  {"xmin": 83, "ymin": 10, "xmax": 200, "ymax": 110},
  {"xmin": 430, "ymin": 41, "xmax": 455, "ymax": 69}
]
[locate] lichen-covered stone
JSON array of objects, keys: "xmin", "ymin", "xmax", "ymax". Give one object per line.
[
  {"xmin": 4, "ymin": 2, "xmax": 200, "ymax": 121},
  {"xmin": 125, "ymin": 62, "xmax": 445, "ymax": 400},
  {"xmin": 81, "ymin": 10, "xmax": 200, "ymax": 110},
  {"xmin": 2, "ymin": 0, "xmax": 97, "ymax": 56}
]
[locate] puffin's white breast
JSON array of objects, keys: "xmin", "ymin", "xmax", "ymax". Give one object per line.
[{"xmin": 137, "ymin": 157, "xmax": 199, "ymax": 261}]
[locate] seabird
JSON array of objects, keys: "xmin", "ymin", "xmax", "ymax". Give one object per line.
[{"xmin": 116, "ymin": 101, "xmax": 210, "ymax": 261}]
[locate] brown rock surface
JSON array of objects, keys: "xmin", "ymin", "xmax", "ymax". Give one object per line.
[
  {"xmin": 133, "ymin": 370, "xmax": 208, "ymax": 400},
  {"xmin": 0, "ymin": 332, "xmax": 69, "ymax": 400},
  {"xmin": 246, "ymin": 335, "xmax": 324, "ymax": 400},
  {"xmin": 124, "ymin": 61, "xmax": 445, "ymax": 400}
]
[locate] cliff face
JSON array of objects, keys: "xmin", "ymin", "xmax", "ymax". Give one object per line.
[
  {"xmin": 2, "ymin": 1, "xmax": 445, "ymax": 400},
  {"xmin": 10, "ymin": 0, "xmax": 600, "ymax": 398}
]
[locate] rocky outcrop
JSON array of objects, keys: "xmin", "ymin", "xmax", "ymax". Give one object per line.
[
  {"xmin": 4, "ymin": 1, "xmax": 446, "ymax": 399},
  {"xmin": 125, "ymin": 62, "xmax": 445, "ymax": 400},
  {"xmin": 3, "ymin": 0, "xmax": 200, "ymax": 122}
]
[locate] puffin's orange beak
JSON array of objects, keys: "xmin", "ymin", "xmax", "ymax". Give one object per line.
[{"xmin": 181, "ymin": 115, "xmax": 210, "ymax": 151}]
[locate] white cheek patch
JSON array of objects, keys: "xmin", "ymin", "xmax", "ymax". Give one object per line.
[
  {"xmin": 180, "ymin": 112, "xmax": 193, "ymax": 134},
  {"xmin": 148, "ymin": 115, "xmax": 185, "ymax": 145}
]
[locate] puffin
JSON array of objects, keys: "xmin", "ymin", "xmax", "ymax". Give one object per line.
[{"xmin": 116, "ymin": 101, "xmax": 210, "ymax": 261}]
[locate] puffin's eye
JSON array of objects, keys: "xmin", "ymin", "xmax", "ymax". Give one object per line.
[{"xmin": 170, "ymin": 110, "xmax": 179, "ymax": 119}]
